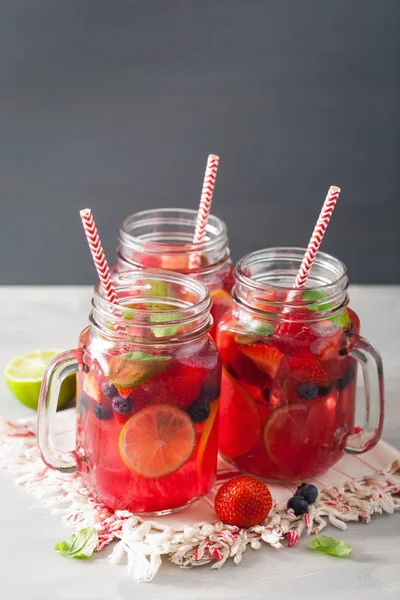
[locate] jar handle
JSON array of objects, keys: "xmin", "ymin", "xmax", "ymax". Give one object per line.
[
  {"xmin": 344, "ymin": 334, "xmax": 384, "ymax": 454},
  {"xmin": 37, "ymin": 349, "xmax": 83, "ymax": 473}
]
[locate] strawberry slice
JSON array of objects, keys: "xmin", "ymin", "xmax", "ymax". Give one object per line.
[
  {"xmin": 287, "ymin": 350, "xmax": 329, "ymax": 386},
  {"xmin": 240, "ymin": 343, "xmax": 285, "ymax": 379}
]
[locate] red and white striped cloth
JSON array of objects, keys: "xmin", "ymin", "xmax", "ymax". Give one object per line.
[{"xmin": 1, "ymin": 409, "xmax": 399, "ymax": 582}]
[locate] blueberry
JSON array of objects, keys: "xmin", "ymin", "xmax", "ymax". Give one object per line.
[
  {"xmin": 201, "ymin": 386, "xmax": 221, "ymax": 403},
  {"xmin": 336, "ymin": 377, "xmax": 345, "ymax": 392},
  {"xmin": 295, "ymin": 483, "xmax": 318, "ymax": 504},
  {"xmin": 287, "ymin": 496, "xmax": 309, "ymax": 516},
  {"xmin": 318, "ymin": 382, "xmax": 333, "ymax": 397},
  {"xmin": 102, "ymin": 382, "xmax": 119, "ymax": 399},
  {"xmin": 343, "ymin": 365, "xmax": 356, "ymax": 386},
  {"xmin": 336, "ymin": 365, "xmax": 356, "ymax": 392},
  {"xmin": 262, "ymin": 387, "xmax": 271, "ymax": 402},
  {"xmin": 79, "ymin": 391, "xmax": 91, "ymax": 412},
  {"xmin": 188, "ymin": 402, "xmax": 210, "ymax": 424},
  {"xmin": 94, "ymin": 403, "xmax": 113, "ymax": 420},
  {"xmin": 112, "ymin": 396, "xmax": 133, "ymax": 415},
  {"xmin": 297, "ymin": 382, "xmax": 319, "ymax": 400}
]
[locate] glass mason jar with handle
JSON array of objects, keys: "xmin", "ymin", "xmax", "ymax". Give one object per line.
[
  {"xmin": 38, "ymin": 271, "xmax": 221, "ymax": 515},
  {"xmin": 217, "ymin": 248, "xmax": 384, "ymax": 483},
  {"xmin": 117, "ymin": 208, "xmax": 234, "ymax": 339}
]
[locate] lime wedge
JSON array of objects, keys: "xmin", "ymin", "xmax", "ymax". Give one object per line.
[{"xmin": 4, "ymin": 350, "xmax": 76, "ymax": 410}]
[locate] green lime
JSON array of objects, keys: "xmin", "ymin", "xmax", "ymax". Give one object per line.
[{"xmin": 4, "ymin": 350, "xmax": 76, "ymax": 410}]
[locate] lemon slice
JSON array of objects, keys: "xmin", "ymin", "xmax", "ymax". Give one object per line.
[{"xmin": 4, "ymin": 350, "xmax": 76, "ymax": 410}]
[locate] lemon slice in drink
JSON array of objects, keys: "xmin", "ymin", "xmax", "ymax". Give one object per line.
[{"xmin": 4, "ymin": 350, "xmax": 76, "ymax": 410}]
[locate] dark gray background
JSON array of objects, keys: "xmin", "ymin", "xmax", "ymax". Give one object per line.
[{"xmin": 0, "ymin": 0, "xmax": 399, "ymax": 285}]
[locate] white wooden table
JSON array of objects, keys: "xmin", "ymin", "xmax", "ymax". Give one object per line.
[{"xmin": 1, "ymin": 286, "xmax": 399, "ymax": 600}]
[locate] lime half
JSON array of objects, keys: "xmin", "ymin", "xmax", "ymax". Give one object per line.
[{"xmin": 4, "ymin": 350, "xmax": 76, "ymax": 410}]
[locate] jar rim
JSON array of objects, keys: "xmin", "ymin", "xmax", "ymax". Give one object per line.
[
  {"xmin": 91, "ymin": 269, "xmax": 212, "ymax": 340},
  {"xmin": 118, "ymin": 208, "xmax": 228, "ymax": 256},
  {"xmin": 235, "ymin": 247, "xmax": 348, "ymax": 294}
]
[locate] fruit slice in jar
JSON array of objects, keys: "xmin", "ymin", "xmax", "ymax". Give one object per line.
[
  {"xmin": 287, "ymin": 350, "xmax": 329, "ymax": 387},
  {"xmin": 219, "ymin": 368, "xmax": 261, "ymax": 459},
  {"xmin": 210, "ymin": 289, "xmax": 233, "ymax": 320},
  {"xmin": 263, "ymin": 403, "xmax": 333, "ymax": 475},
  {"xmin": 160, "ymin": 254, "xmax": 190, "ymax": 270},
  {"xmin": 240, "ymin": 343, "xmax": 285, "ymax": 379},
  {"xmin": 109, "ymin": 351, "xmax": 170, "ymax": 388},
  {"xmin": 197, "ymin": 398, "xmax": 220, "ymax": 474},
  {"xmin": 119, "ymin": 404, "xmax": 196, "ymax": 478}
]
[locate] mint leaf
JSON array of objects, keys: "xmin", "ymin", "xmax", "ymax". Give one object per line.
[
  {"xmin": 55, "ymin": 527, "xmax": 98, "ymax": 559},
  {"xmin": 249, "ymin": 320, "xmax": 274, "ymax": 337},
  {"xmin": 302, "ymin": 290, "xmax": 332, "ymax": 311},
  {"xmin": 238, "ymin": 313, "xmax": 274, "ymax": 339},
  {"xmin": 122, "ymin": 351, "xmax": 170, "ymax": 362},
  {"xmin": 308, "ymin": 533, "xmax": 352, "ymax": 558},
  {"xmin": 122, "ymin": 304, "xmax": 140, "ymax": 320},
  {"xmin": 150, "ymin": 312, "xmax": 179, "ymax": 338},
  {"xmin": 109, "ymin": 351, "xmax": 171, "ymax": 387},
  {"xmin": 330, "ymin": 311, "xmax": 351, "ymax": 329},
  {"xmin": 302, "ymin": 290, "xmax": 351, "ymax": 329}
]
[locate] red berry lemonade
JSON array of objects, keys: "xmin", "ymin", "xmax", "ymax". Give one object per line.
[
  {"xmin": 75, "ymin": 273, "xmax": 221, "ymax": 514},
  {"xmin": 218, "ymin": 307, "xmax": 359, "ymax": 482},
  {"xmin": 117, "ymin": 209, "xmax": 234, "ymax": 338},
  {"xmin": 215, "ymin": 247, "xmax": 384, "ymax": 483}
]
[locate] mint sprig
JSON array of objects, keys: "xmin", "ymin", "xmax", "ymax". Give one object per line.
[
  {"xmin": 55, "ymin": 527, "xmax": 98, "ymax": 559},
  {"xmin": 302, "ymin": 290, "xmax": 351, "ymax": 329},
  {"xmin": 150, "ymin": 312, "xmax": 180, "ymax": 338},
  {"xmin": 121, "ymin": 351, "xmax": 170, "ymax": 362},
  {"xmin": 308, "ymin": 532, "xmax": 352, "ymax": 558}
]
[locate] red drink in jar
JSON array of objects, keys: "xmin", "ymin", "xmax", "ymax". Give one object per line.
[
  {"xmin": 116, "ymin": 209, "xmax": 234, "ymax": 338},
  {"xmin": 38, "ymin": 271, "xmax": 221, "ymax": 515},
  {"xmin": 217, "ymin": 248, "xmax": 384, "ymax": 482}
]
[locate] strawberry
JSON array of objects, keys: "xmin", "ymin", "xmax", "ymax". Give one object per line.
[
  {"xmin": 240, "ymin": 343, "xmax": 285, "ymax": 379},
  {"xmin": 214, "ymin": 475, "xmax": 273, "ymax": 528},
  {"xmin": 132, "ymin": 360, "xmax": 207, "ymax": 412},
  {"xmin": 287, "ymin": 350, "xmax": 329, "ymax": 386}
]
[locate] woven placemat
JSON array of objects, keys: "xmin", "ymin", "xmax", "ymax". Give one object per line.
[{"xmin": 1, "ymin": 408, "xmax": 399, "ymax": 582}]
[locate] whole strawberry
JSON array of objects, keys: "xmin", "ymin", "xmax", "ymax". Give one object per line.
[{"xmin": 214, "ymin": 475, "xmax": 272, "ymax": 528}]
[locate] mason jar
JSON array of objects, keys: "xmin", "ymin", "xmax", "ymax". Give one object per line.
[
  {"xmin": 38, "ymin": 271, "xmax": 221, "ymax": 515},
  {"xmin": 217, "ymin": 248, "xmax": 384, "ymax": 483},
  {"xmin": 116, "ymin": 208, "xmax": 234, "ymax": 338}
]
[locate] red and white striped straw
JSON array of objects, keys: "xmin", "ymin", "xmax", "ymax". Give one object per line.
[
  {"xmin": 80, "ymin": 209, "xmax": 125, "ymax": 331},
  {"xmin": 189, "ymin": 154, "xmax": 220, "ymax": 269},
  {"xmin": 287, "ymin": 185, "xmax": 341, "ymax": 302}
]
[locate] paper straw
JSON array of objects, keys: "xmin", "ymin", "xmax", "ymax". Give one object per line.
[
  {"xmin": 80, "ymin": 209, "xmax": 126, "ymax": 332},
  {"xmin": 286, "ymin": 186, "xmax": 341, "ymax": 304},
  {"xmin": 189, "ymin": 154, "xmax": 220, "ymax": 269}
]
